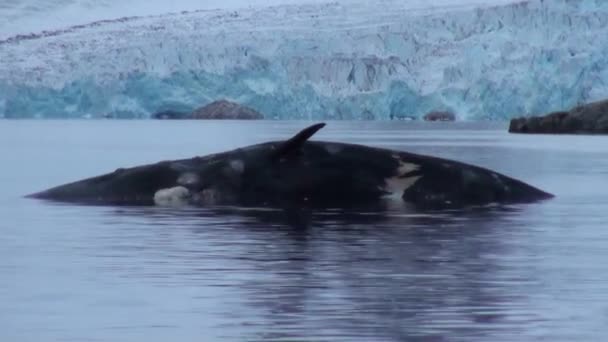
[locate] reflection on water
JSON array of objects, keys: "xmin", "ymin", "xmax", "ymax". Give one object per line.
[
  {"xmin": 109, "ymin": 205, "xmax": 536, "ymax": 341},
  {"xmin": 1, "ymin": 121, "xmax": 608, "ymax": 341}
]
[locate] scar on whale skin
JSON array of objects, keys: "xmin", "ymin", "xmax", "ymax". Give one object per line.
[
  {"xmin": 229, "ymin": 160, "xmax": 245, "ymax": 174},
  {"xmin": 382, "ymin": 156, "xmax": 422, "ymax": 199},
  {"xmin": 154, "ymin": 186, "xmax": 190, "ymax": 206},
  {"xmin": 177, "ymin": 172, "xmax": 200, "ymax": 186}
]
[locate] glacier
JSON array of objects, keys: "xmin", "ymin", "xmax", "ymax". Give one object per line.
[{"xmin": 0, "ymin": 0, "xmax": 607, "ymax": 120}]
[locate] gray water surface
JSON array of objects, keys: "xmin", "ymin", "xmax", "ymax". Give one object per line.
[{"xmin": 1, "ymin": 120, "xmax": 607, "ymax": 341}]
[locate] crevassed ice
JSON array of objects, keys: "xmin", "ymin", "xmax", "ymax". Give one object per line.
[{"xmin": 0, "ymin": 0, "xmax": 607, "ymax": 119}]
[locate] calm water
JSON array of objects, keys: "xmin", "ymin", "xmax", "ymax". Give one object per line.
[{"xmin": 1, "ymin": 120, "xmax": 608, "ymax": 341}]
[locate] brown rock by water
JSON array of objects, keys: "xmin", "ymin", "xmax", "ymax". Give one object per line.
[
  {"xmin": 191, "ymin": 100, "xmax": 264, "ymax": 120},
  {"xmin": 423, "ymin": 110, "xmax": 456, "ymax": 122},
  {"xmin": 509, "ymin": 99, "xmax": 608, "ymax": 134}
]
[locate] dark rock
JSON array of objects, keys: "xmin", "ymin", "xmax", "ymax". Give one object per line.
[
  {"xmin": 509, "ymin": 99, "xmax": 608, "ymax": 134},
  {"xmin": 423, "ymin": 110, "xmax": 456, "ymax": 122},
  {"xmin": 191, "ymin": 100, "xmax": 264, "ymax": 120},
  {"xmin": 151, "ymin": 110, "xmax": 189, "ymax": 120}
]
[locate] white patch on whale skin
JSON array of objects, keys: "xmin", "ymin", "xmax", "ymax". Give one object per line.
[
  {"xmin": 229, "ymin": 160, "xmax": 244, "ymax": 174},
  {"xmin": 153, "ymin": 186, "xmax": 190, "ymax": 206},
  {"xmin": 382, "ymin": 156, "xmax": 422, "ymax": 199},
  {"xmin": 324, "ymin": 144, "xmax": 343, "ymax": 155},
  {"xmin": 177, "ymin": 172, "xmax": 199, "ymax": 186},
  {"xmin": 383, "ymin": 175, "xmax": 422, "ymax": 199},
  {"xmin": 395, "ymin": 157, "xmax": 419, "ymax": 175}
]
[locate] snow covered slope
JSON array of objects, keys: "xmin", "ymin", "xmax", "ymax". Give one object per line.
[{"xmin": 1, "ymin": 0, "xmax": 607, "ymax": 119}]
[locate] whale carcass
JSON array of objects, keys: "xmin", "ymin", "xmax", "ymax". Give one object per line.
[{"xmin": 27, "ymin": 123, "xmax": 553, "ymax": 209}]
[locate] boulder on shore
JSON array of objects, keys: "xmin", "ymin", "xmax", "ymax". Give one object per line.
[
  {"xmin": 191, "ymin": 100, "xmax": 264, "ymax": 120},
  {"xmin": 423, "ymin": 110, "xmax": 456, "ymax": 122},
  {"xmin": 509, "ymin": 99, "xmax": 608, "ymax": 134}
]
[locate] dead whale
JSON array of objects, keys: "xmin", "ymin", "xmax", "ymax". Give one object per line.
[{"xmin": 27, "ymin": 123, "xmax": 553, "ymax": 209}]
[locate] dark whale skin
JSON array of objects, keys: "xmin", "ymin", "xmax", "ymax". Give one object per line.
[{"xmin": 27, "ymin": 124, "xmax": 553, "ymax": 209}]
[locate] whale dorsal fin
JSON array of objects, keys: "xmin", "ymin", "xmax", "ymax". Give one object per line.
[{"xmin": 272, "ymin": 122, "xmax": 326, "ymax": 161}]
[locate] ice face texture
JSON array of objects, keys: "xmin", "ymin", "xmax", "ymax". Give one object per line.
[{"xmin": 0, "ymin": 0, "xmax": 606, "ymax": 119}]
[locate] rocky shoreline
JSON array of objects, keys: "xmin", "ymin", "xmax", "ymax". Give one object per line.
[
  {"xmin": 152, "ymin": 100, "xmax": 264, "ymax": 120},
  {"xmin": 509, "ymin": 99, "xmax": 608, "ymax": 134}
]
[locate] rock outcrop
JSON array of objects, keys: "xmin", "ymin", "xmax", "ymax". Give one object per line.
[
  {"xmin": 191, "ymin": 100, "xmax": 264, "ymax": 120},
  {"xmin": 509, "ymin": 99, "xmax": 608, "ymax": 134},
  {"xmin": 423, "ymin": 110, "xmax": 456, "ymax": 122}
]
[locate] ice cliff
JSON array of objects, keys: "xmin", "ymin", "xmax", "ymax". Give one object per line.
[{"xmin": 0, "ymin": 0, "xmax": 607, "ymax": 119}]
